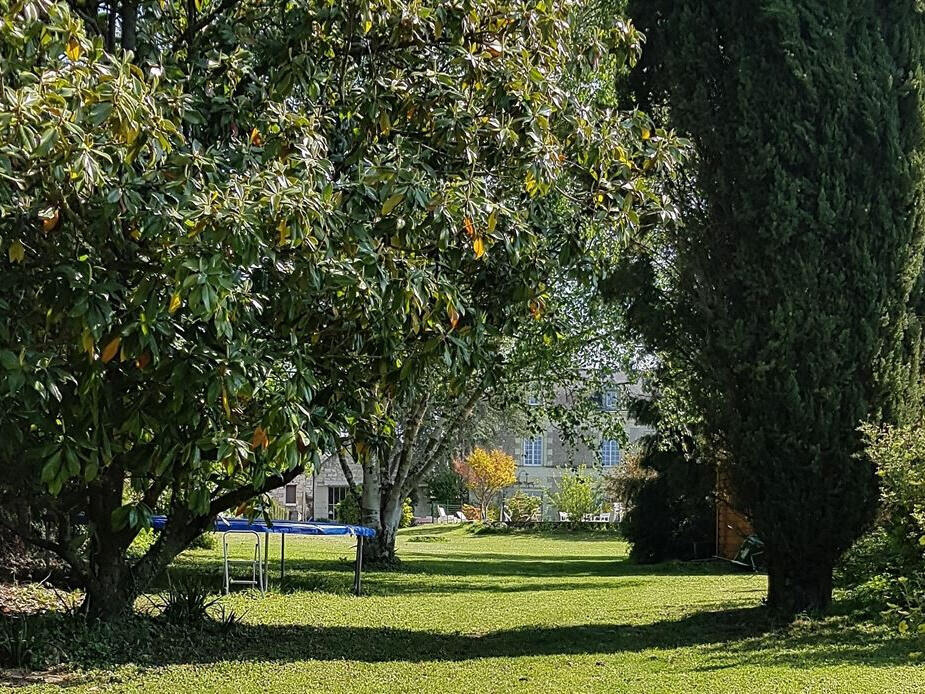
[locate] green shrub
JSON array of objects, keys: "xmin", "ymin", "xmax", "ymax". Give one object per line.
[
  {"xmin": 862, "ymin": 423, "xmax": 925, "ymax": 568},
  {"xmin": 399, "ymin": 498, "xmax": 414, "ymax": 529},
  {"xmin": 607, "ymin": 445, "xmax": 715, "ymax": 563},
  {"xmin": 190, "ymin": 532, "xmax": 217, "ymax": 551},
  {"xmin": 550, "ymin": 466, "xmax": 601, "ymax": 520},
  {"xmin": 844, "ymin": 424, "xmax": 925, "ymax": 642},
  {"xmin": 507, "ymin": 492, "xmax": 541, "ymax": 522},
  {"xmin": 336, "ymin": 493, "xmax": 361, "ymax": 525},
  {"xmin": 0, "ymin": 615, "xmax": 39, "ymax": 668},
  {"xmin": 337, "ymin": 493, "xmax": 412, "ymax": 528},
  {"xmin": 155, "ymin": 577, "xmax": 220, "ymax": 625}
]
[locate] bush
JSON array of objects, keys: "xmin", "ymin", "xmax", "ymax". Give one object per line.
[
  {"xmin": 461, "ymin": 504, "xmax": 481, "ymax": 520},
  {"xmin": 507, "ymin": 492, "xmax": 541, "ymax": 522},
  {"xmin": 337, "ymin": 492, "xmax": 412, "ymax": 528},
  {"xmin": 551, "ymin": 466, "xmax": 601, "ymax": 520},
  {"xmin": 155, "ymin": 576, "xmax": 221, "ymax": 625},
  {"xmin": 607, "ymin": 444, "xmax": 715, "ymax": 563},
  {"xmin": 399, "ymin": 499, "xmax": 414, "ymax": 529},
  {"xmin": 336, "ymin": 493, "xmax": 361, "ymax": 525},
  {"xmin": 190, "ymin": 532, "xmax": 217, "ymax": 551},
  {"xmin": 862, "ymin": 423, "xmax": 925, "ymax": 569},
  {"xmin": 0, "ymin": 615, "xmax": 40, "ymax": 668},
  {"xmin": 841, "ymin": 423, "xmax": 925, "ymax": 642}
]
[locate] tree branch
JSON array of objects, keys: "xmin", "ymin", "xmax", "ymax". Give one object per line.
[
  {"xmin": 0, "ymin": 516, "xmax": 89, "ymax": 586},
  {"xmin": 336, "ymin": 448, "xmax": 362, "ymax": 503},
  {"xmin": 386, "ymin": 392, "xmax": 432, "ymax": 509}
]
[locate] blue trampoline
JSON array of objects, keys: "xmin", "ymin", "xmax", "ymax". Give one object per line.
[{"xmin": 150, "ymin": 515, "xmax": 376, "ymax": 595}]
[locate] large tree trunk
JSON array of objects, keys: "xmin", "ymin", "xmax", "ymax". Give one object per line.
[
  {"xmin": 83, "ymin": 544, "xmax": 135, "ymax": 620},
  {"xmin": 361, "ymin": 479, "xmax": 403, "ymax": 565},
  {"xmin": 365, "ymin": 505, "xmax": 401, "ymax": 564},
  {"xmin": 82, "ymin": 510, "xmax": 211, "ymax": 620},
  {"xmin": 766, "ymin": 553, "xmax": 834, "ymax": 616}
]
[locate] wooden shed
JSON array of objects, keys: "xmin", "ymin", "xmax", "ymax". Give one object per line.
[{"xmin": 715, "ymin": 468, "xmax": 754, "ymax": 560}]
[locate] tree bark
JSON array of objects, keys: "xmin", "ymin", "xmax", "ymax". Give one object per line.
[
  {"xmin": 79, "ymin": 466, "xmax": 305, "ymax": 619},
  {"xmin": 766, "ymin": 554, "xmax": 834, "ymax": 617},
  {"xmin": 365, "ymin": 497, "xmax": 402, "ymax": 564},
  {"xmin": 120, "ymin": 1, "xmax": 138, "ymax": 52}
]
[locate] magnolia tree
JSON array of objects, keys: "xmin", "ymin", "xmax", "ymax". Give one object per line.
[
  {"xmin": 336, "ymin": 282, "xmax": 645, "ymax": 562},
  {"xmin": 317, "ymin": 0, "xmax": 681, "ymax": 561},
  {"xmin": 0, "ymin": 0, "xmax": 673, "ymax": 617},
  {"xmin": 454, "ymin": 448, "xmax": 516, "ymax": 520}
]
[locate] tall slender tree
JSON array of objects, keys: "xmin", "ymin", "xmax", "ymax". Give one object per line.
[{"xmin": 621, "ymin": 1, "xmax": 925, "ymax": 614}]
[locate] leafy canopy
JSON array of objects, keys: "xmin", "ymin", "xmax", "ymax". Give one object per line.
[{"xmin": 0, "ymin": 0, "xmax": 667, "ymax": 539}]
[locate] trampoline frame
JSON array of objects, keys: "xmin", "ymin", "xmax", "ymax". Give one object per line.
[{"xmin": 150, "ymin": 516, "xmax": 374, "ymax": 595}]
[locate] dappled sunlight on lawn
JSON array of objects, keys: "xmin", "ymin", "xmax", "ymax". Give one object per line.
[{"xmin": 6, "ymin": 528, "xmax": 921, "ymax": 693}]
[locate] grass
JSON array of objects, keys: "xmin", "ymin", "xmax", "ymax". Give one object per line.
[{"xmin": 3, "ymin": 526, "xmax": 922, "ymax": 693}]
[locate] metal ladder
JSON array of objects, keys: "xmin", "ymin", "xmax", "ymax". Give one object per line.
[{"xmin": 222, "ymin": 530, "xmax": 264, "ymax": 594}]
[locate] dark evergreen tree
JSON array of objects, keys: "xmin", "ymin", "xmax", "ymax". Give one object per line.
[{"xmin": 621, "ymin": 2, "xmax": 925, "ymax": 614}]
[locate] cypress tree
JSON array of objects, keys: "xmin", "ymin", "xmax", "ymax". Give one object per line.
[{"xmin": 624, "ymin": 2, "xmax": 925, "ymax": 614}]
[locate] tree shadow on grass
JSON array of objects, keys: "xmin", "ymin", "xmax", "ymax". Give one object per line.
[{"xmin": 37, "ymin": 605, "xmax": 918, "ymax": 672}]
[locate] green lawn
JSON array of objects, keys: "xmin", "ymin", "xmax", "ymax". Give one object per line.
[{"xmin": 5, "ymin": 526, "xmax": 922, "ymax": 693}]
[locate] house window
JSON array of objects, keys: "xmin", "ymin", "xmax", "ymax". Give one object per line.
[
  {"xmin": 285, "ymin": 484, "xmax": 297, "ymax": 505},
  {"xmin": 522, "ymin": 436, "xmax": 543, "ymax": 466},
  {"xmin": 327, "ymin": 486, "xmax": 349, "ymax": 519},
  {"xmin": 601, "ymin": 389, "xmax": 618, "ymax": 411},
  {"xmin": 601, "ymin": 439, "xmax": 620, "ymax": 467}
]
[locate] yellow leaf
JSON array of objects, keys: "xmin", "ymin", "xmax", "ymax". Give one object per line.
[
  {"xmin": 277, "ymin": 219, "xmax": 290, "ymax": 246},
  {"xmin": 381, "ymin": 192, "xmax": 404, "ymax": 216},
  {"xmin": 379, "ymin": 111, "xmax": 391, "ymax": 136},
  {"xmin": 448, "ymin": 305, "xmax": 460, "ymax": 330},
  {"xmin": 81, "ymin": 331, "xmax": 95, "ymax": 359},
  {"xmin": 65, "ymin": 37, "xmax": 81, "ymax": 62},
  {"xmin": 486, "ymin": 209, "xmax": 498, "ymax": 234},
  {"xmin": 472, "ymin": 236, "xmax": 485, "ymax": 259},
  {"xmin": 641, "ymin": 128, "xmax": 651, "ymax": 140},
  {"xmin": 222, "ymin": 386, "xmax": 232, "ymax": 419},
  {"xmin": 8, "ymin": 240, "xmax": 25, "ymax": 263},
  {"xmin": 118, "ymin": 118, "xmax": 139, "ymax": 144},
  {"xmin": 187, "ymin": 219, "xmax": 206, "ymax": 238},
  {"xmin": 168, "ymin": 293, "xmax": 182, "ymax": 314},
  {"xmin": 251, "ymin": 426, "xmax": 269, "ymax": 450},
  {"xmin": 463, "ymin": 217, "xmax": 475, "ymax": 238},
  {"xmin": 250, "ymin": 127, "xmax": 263, "ymax": 146},
  {"xmin": 101, "ymin": 336, "xmax": 121, "ymax": 364},
  {"xmin": 41, "ymin": 209, "xmax": 60, "ymax": 232}
]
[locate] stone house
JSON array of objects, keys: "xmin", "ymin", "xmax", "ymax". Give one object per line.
[
  {"xmin": 267, "ymin": 454, "xmax": 363, "ymax": 521},
  {"xmin": 268, "ymin": 376, "xmax": 651, "ymax": 521},
  {"xmin": 492, "ymin": 381, "xmax": 651, "ymax": 519}
]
